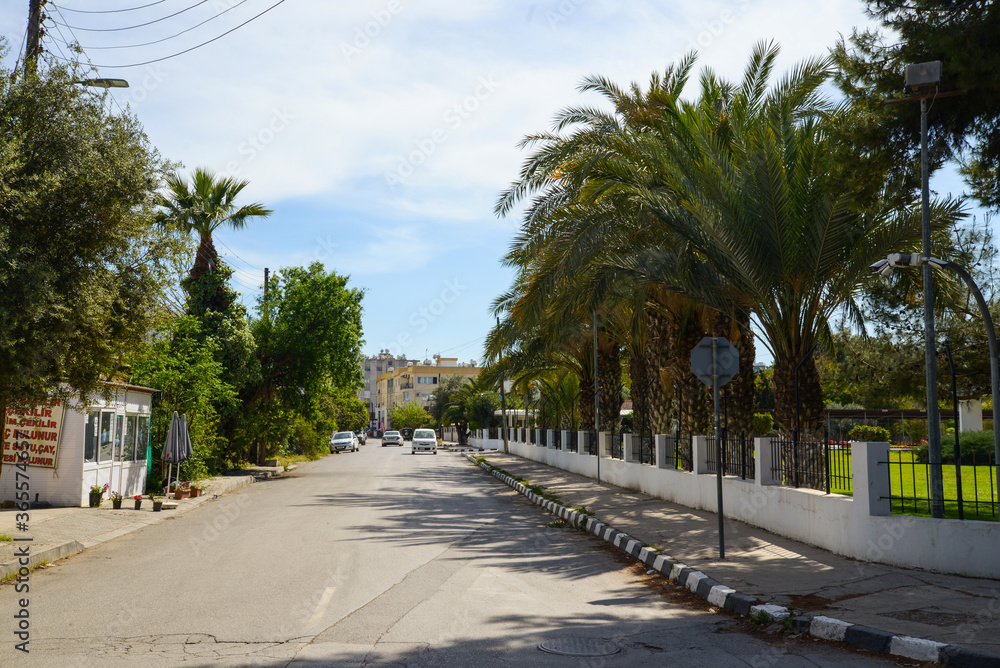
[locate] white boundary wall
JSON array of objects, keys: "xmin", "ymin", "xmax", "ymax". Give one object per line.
[{"xmin": 505, "ymin": 434, "xmax": 1000, "ymax": 579}]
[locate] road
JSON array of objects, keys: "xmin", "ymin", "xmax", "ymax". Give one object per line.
[{"xmin": 3, "ymin": 441, "xmax": 902, "ymax": 667}]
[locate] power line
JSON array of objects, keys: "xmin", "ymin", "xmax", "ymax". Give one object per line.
[
  {"xmin": 216, "ymin": 238, "xmax": 266, "ymax": 271},
  {"xmin": 48, "ymin": 0, "xmax": 289, "ymax": 68},
  {"xmin": 49, "ymin": 0, "xmax": 211, "ymax": 32},
  {"xmin": 57, "ymin": 0, "xmax": 169, "ymax": 13},
  {"xmin": 72, "ymin": 0, "xmax": 253, "ymax": 50}
]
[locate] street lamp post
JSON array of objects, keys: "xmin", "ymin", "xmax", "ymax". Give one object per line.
[{"xmin": 871, "ymin": 253, "xmax": 1000, "ymax": 508}]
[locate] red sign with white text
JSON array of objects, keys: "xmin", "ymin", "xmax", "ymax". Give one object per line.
[{"xmin": 2, "ymin": 400, "xmax": 64, "ymax": 468}]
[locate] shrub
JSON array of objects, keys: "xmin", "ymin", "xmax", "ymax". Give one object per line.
[
  {"xmin": 848, "ymin": 425, "xmax": 891, "ymax": 442},
  {"xmin": 917, "ymin": 430, "xmax": 996, "ymax": 464},
  {"xmin": 751, "ymin": 413, "xmax": 774, "ymax": 437}
]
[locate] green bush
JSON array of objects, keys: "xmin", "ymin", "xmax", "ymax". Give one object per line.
[
  {"xmin": 288, "ymin": 414, "xmax": 326, "ymax": 459},
  {"xmin": 751, "ymin": 413, "xmax": 774, "ymax": 437},
  {"xmin": 917, "ymin": 430, "xmax": 996, "ymax": 464},
  {"xmin": 848, "ymin": 425, "xmax": 891, "ymax": 442}
]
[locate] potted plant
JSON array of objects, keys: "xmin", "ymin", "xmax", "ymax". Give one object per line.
[
  {"xmin": 173, "ymin": 481, "xmax": 190, "ymax": 500},
  {"xmin": 189, "ymin": 482, "xmax": 204, "ymax": 498},
  {"xmin": 89, "ymin": 483, "xmax": 108, "ymax": 508},
  {"xmin": 133, "ymin": 494, "xmax": 143, "ymax": 510},
  {"xmin": 110, "ymin": 490, "xmax": 123, "ymax": 509},
  {"xmin": 150, "ymin": 494, "xmax": 163, "ymax": 512}
]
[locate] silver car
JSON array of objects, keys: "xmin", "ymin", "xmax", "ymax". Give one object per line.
[
  {"xmin": 411, "ymin": 428, "xmax": 437, "ymax": 455},
  {"xmin": 330, "ymin": 431, "xmax": 358, "ymax": 453},
  {"xmin": 382, "ymin": 430, "xmax": 403, "ymax": 447}
]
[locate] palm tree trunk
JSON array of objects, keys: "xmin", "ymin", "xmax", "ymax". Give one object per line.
[
  {"xmin": 597, "ymin": 332, "xmax": 623, "ymax": 431},
  {"xmin": 708, "ymin": 309, "xmax": 756, "ymax": 435},
  {"xmin": 644, "ymin": 300, "xmax": 674, "ymax": 434},
  {"xmin": 190, "ymin": 233, "xmax": 218, "ymax": 283}
]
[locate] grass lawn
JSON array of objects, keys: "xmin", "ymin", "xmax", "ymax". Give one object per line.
[{"xmin": 781, "ymin": 448, "xmax": 997, "ymax": 521}]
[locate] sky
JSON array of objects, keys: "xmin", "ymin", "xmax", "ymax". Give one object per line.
[{"xmin": 2, "ymin": 0, "xmax": 987, "ymax": 366}]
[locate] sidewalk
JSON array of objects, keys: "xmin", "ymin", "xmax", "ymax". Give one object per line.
[
  {"xmin": 0, "ymin": 474, "xmax": 257, "ymax": 578},
  {"xmin": 471, "ymin": 452, "xmax": 1000, "ymax": 662}
]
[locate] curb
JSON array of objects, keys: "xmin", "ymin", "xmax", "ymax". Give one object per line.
[
  {"xmin": 465, "ymin": 454, "xmax": 1000, "ymax": 666},
  {"xmin": 0, "ymin": 475, "xmax": 255, "ymax": 579}
]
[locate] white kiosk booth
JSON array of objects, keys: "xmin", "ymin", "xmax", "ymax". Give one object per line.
[{"xmin": 1, "ymin": 384, "xmax": 155, "ymax": 507}]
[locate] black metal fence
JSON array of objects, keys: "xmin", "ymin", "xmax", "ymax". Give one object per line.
[
  {"xmin": 669, "ymin": 433, "xmax": 693, "ymax": 471},
  {"xmin": 630, "ymin": 433, "xmax": 655, "ymax": 465},
  {"xmin": 566, "ymin": 430, "xmax": 578, "ymax": 452},
  {"xmin": 609, "ymin": 431, "xmax": 623, "ymax": 460},
  {"xmin": 769, "ymin": 430, "xmax": 852, "ymax": 494},
  {"xmin": 585, "ymin": 430, "xmax": 598, "ymax": 455},
  {"xmin": 552, "ymin": 430, "xmax": 561, "ymax": 450},
  {"xmin": 882, "ymin": 450, "xmax": 997, "ymax": 521},
  {"xmin": 529, "ymin": 428, "xmax": 535, "ymax": 445},
  {"xmin": 706, "ymin": 432, "xmax": 755, "ymax": 480},
  {"xmin": 539, "ymin": 429, "xmax": 547, "ymax": 447}
]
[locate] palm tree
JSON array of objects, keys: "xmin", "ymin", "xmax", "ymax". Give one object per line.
[{"xmin": 156, "ymin": 168, "xmax": 272, "ymax": 284}]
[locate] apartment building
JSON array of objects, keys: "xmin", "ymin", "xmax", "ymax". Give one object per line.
[{"xmin": 374, "ymin": 356, "xmax": 479, "ymax": 431}]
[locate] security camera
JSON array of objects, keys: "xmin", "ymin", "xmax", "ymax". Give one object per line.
[{"xmin": 869, "ymin": 259, "xmax": 893, "ymax": 278}]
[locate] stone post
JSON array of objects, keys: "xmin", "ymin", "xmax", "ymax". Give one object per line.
[
  {"xmin": 693, "ymin": 435, "xmax": 710, "ymax": 475},
  {"xmin": 852, "ymin": 441, "xmax": 891, "ymax": 516}
]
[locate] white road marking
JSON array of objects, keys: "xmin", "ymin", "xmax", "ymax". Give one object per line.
[{"xmin": 305, "ymin": 586, "xmax": 337, "ymax": 628}]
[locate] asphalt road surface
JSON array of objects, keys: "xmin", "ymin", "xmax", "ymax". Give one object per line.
[{"xmin": 2, "ymin": 441, "xmax": 902, "ymax": 667}]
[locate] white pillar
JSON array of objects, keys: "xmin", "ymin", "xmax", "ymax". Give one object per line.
[
  {"xmin": 624, "ymin": 434, "xmax": 636, "ymax": 463},
  {"xmin": 656, "ymin": 434, "xmax": 673, "ymax": 469},
  {"xmin": 561, "ymin": 430, "xmax": 572, "ymax": 451},
  {"xmin": 755, "ymin": 437, "xmax": 777, "ymax": 486},
  {"xmin": 692, "ymin": 435, "xmax": 710, "ymax": 475},
  {"xmin": 547, "ymin": 429, "xmax": 556, "ymax": 449},
  {"xmin": 959, "ymin": 399, "xmax": 984, "ymax": 432},
  {"xmin": 852, "ymin": 441, "xmax": 891, "ymax": 517},
  {"xmin": 599, "ymin": 431, "xmax": 611, "ymax": 458},
  {"xmin": 578, "ymin": 431, "xmax": 591, "ymax": 456}
]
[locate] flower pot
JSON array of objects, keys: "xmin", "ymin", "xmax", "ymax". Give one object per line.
[
  {"xmin": 152, "ymin": 500, "xmax": 163, "ymax": 512},
  {"xmin": 190, "ymin": 488, "xmax": 201, "ymax": 498},
  {"xmin": 134, "ymin": 500, "xmax": 142, "ymax": 510},
  {"xmin": 112, "ymin": 499, "xmax": 122, "ymax": 510},
  {"xmin": 89, "ymin": 491, "xmax": 102, "ymax": 508},
  {"xmin": 173, "ymin": 490, "xmax": 189, "ymax": 500}
]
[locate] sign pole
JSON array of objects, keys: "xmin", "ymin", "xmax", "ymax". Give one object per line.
[{"xmin": 713, "ymin": 338, "xmax": 725, "ymax": 559}]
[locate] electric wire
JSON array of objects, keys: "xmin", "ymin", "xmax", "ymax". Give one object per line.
[
  {"xmin": 57, "ymin": 0, "xmax": 169, "ymax": 13},
  {"xmin": 48, "ymin": 0, "xmax": 289, "ymax": 69},
  {"xmin": 216, "ymin": 238, "xmax": 266, "ymax": 271},
  {"xmin": 45, "ymin": 4, "xmax": 130, "ymax": 118},
  {"xmin": 69, "ymin": 0, "xmax": 253, "ymax": 50},
  {"xmin": 48, "ymin": 0, "xmax": 211, "ymax": 32}
]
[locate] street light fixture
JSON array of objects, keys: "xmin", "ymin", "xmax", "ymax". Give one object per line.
[
  {"xmin": 871, "ymin": 253, "xmax": 1000, "ymax": 501},
  {"xmin": 75, "ymin": 78, "xmax": 129, "ymax": 88}
]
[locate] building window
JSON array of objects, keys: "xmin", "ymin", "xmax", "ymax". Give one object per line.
[
  {"xmin": 417, "ymin": 376, "xmax": 436, "ymax": 385},
  {"xmin": 403, "ymin": 392, "xmax": 410, "ymax": 402},
  {"xmin": 84, "ymin": 411, "xmax": 99, "ymax": 463}
]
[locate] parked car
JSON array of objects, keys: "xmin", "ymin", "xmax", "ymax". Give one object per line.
[
  {"xmin": 400, "ymin": 427, "xmax": 414, "ymax": 441},
  {"xmin": 355, "ymin": 430, "xmax": 367, "ymax": 445},
  {"xmin": 330, "ymin": 431, "xmax": 359, "ymax": 453},
  {"xmin": 382, "ymin": 430, "xmax": 403, "ymax": 447},
  {"xmin": 411, "ymin": 428, "xmax": 437, "ymax": 455}
]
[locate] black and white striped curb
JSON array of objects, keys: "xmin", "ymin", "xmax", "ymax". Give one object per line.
[{"xmin": 466, "ymin": 454, "xmax": 1000, "ymax": 666}]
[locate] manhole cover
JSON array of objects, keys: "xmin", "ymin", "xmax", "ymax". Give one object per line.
[{"xmin": 538, "ymin": 638, "xmax": 621, "ymax": 657}]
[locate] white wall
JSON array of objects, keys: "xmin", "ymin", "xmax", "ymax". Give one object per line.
[{"xmin": 503, "ymin": 435, "xmax": 1000, "ymax": 580}]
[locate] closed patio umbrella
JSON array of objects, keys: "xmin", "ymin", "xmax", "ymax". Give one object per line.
[{"xmin": 162, "ymin": 411, "xmax": 191, "ymax": 495}]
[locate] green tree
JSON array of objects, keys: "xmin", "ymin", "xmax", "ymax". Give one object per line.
[
  {"xmin": 833, "ymin": 2, "xmax": 1000, "ymax": 210},
  {"xmin": 388, "ymin": 401, "xmax": 431, "ymax": 430},
  {"xmin": 155, "ymin": 167, "xmax": 272, "ymax": 286},
  {"xmin": 129, "ymin": 316, "xmax": 237, "ymax": 480},
  {"xmin": 250, "ymin": 263, "xmax": 364, "ymax": 461},
  {"xmin": 501, "ymin": 43, "xmax": 962, "ymax": 436},
  {"xmin": 0, "ymin": 48, "xmax": 181, "ymax": 425}
]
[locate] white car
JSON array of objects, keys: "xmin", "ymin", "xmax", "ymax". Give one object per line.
[
  {"xmin": 411, "ymin": 428, "xmax": 437, "ymax": 455},
  {"xmin": 330, "ymin": 431, "xmax": 359, "ymax": 453}
]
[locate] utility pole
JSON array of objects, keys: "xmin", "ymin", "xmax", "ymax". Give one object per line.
[
  {"xmin": 497, "ymin": 316, "xmax": 509, "ymax": 454},
  {"xmin": 26, "ymin": 0, "xmax": 45, "ymax": 75},
  {"xmin": 258, "ymin": 267, "xmax": 270, "ymax": 466}
]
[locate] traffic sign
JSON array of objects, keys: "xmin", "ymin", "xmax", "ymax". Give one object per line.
[{"xmin": 690, "ymin": 337, "xmax": 739, "ymax": 386}]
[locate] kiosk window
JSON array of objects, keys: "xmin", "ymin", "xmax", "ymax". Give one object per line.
[
  {"xmin": 122, "ymin": 416, "xmax": 137, "ymax": 461},
  {"xmin": 136, "ymin": 416, "xmax": 149, "ymax": 461},
  {"xmin": 84, "ymin": 412, "xmax": 99, "ymax": 463},
  {"xmin": 99, "ymin": 412, "xmax": 114, "ymax": 462}
]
